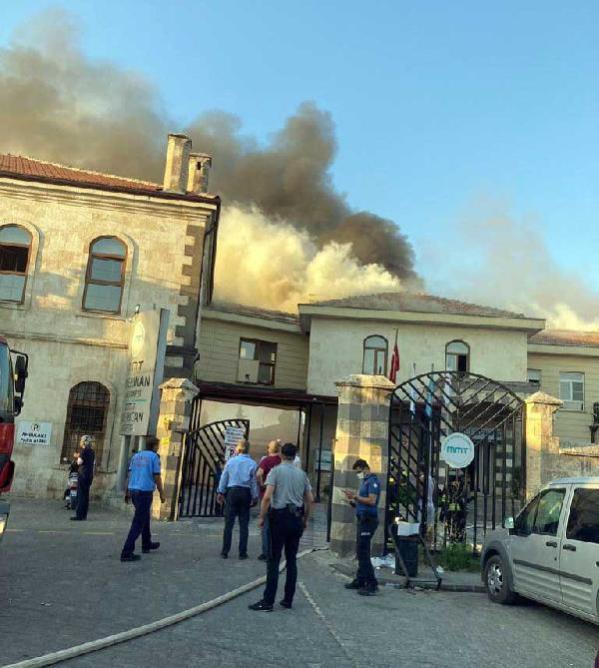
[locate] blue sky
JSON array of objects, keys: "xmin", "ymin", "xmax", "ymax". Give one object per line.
[{"xmin": 2, "ymin": 1, "xmax": 599, "ymax": 294}]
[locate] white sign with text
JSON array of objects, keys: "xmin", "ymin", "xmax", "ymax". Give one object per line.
[
  {"xmin": 17, "ymin": 421, "xmax": 52, "ymax": 446},
  {"xmin": 120, "ymin": 309, "xmax": 169, "ymax": 437},
  {"xmin": 440, "ymin": 432, "xmax": 475, "ymax": 469},
  {"xmin": 223, "ymin": 426, "xmax": 246, "ymax": 462}
]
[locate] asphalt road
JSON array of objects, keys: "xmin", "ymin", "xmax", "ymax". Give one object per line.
[{"xmin": 0, "ymin": 498, "xmax": 597, "ymax": 668}]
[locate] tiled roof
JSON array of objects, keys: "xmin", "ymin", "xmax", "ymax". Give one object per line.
[
  {"xmin": 0, "ymin": 154, "xmax": 217, "ymax": 203},
  {"xmin": 208, "ymin": 300, "xmax": 300, "ymax": 326},
  {"xmin": 303, "ymin": 292, "xmax": 530, "ymax": 320},
  {"xmin": 530, "ymin": 329, "xmax": 599, "ymax": 348}
]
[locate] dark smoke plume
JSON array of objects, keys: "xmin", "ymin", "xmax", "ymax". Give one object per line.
[{"xmin": 0, "ymin": 9, "xmax": 418, "ymax": 283}]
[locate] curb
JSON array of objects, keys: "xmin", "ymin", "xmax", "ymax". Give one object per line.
[{"xmin": 330, "ymin": 562, "xmax": 485, "ymax": 594}]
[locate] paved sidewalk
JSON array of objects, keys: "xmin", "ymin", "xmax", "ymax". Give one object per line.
[
  {"xmin": 0, "ymin": 496, "xmax": 328, "ymax": 665},
  {"xmin": 1, "ymin": 497, "xmax": 597, "ymax": 668}
]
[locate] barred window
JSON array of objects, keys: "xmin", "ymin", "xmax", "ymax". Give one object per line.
[
  {"xmin": 83, "ymin": 237, "xmax": 127, "ymax": 314},
  {"xmin": 0, "ymin": 225, "xmax": 31, "ymax": 303},
  {"xmin": 61, "ymin": 382, "xmax": 110, "ymax": 464}
]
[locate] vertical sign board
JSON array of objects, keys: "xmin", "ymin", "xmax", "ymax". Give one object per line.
[
  {"xmin": 119, "ymin": 309, "xmax": 170, "ymax": 437},
  {"xmin": 223, "ymin": 426, "xmax": 246, "ymax": 462}
]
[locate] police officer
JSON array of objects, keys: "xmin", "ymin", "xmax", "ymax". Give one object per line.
[
  {"xmin": 343, "ymin": 458, "xmax": 381, "ymax": 596},
  {"xmin": 249, "ymin": 442, "xmax": 314, "ymax": 612},
  {"xmin": 120, "ymin": 436, "xmax": 165, "ymax": 562}
]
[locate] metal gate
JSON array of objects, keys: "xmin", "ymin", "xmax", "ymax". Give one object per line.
[
  {"xmin": 178, "ymin": 410, "xmax": 250, "ymax": 518},
  {"xmin": 386, "ymin": 371, "xmax": 525, "ymax": 551}
]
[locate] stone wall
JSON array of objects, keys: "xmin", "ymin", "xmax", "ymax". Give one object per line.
[{"xmin": 525, "ymin": 391, "xmax": 599, "ymax": 497}]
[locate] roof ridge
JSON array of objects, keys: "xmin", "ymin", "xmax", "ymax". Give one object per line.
[
  {"xmin": 0, "ymin": 153, "xmax": 160, "ymax": 188},
  {"xmin": 305, "ymin": 290, "xmax": 527, "ymax": 318}
]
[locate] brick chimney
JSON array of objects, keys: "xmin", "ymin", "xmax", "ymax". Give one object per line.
[
  {"xmin": 186, "ymin": 153, "xmax": 212, "ymax": 194},
  {"xmin": 163, "ymin": 134, "xmax": 192, "ymax": 192}
]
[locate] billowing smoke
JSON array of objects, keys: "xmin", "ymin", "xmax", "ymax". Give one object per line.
[
  {"xmin": 215, "ymin": 207, "xmax": 401, "ymax": 311},
  {"xmin": 0, "ymin": 11, "xmax": 166, "ymax": 180},
  {"xmin": 423, "ymin": 203, "xmax": 599, "ymax": 329},
  {"xmin": 186, "ymin": 107, "xmax": 417, "ymax": 280},
  {"xmin": 0, "ymin": 9, "xmax": 418, "ymax": 310},
  {"xmin": 2, "ymin": 11, "xmax": 597, "ymax": 330}
]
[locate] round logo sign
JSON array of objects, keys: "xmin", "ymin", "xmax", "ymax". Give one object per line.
[
  {"xmin": 441, "ymin": 432, "xmax": 475, "ymax": 469},
  {"xmin": 131, "ymin": 320, "xmax": 146, "ymax": 358}
]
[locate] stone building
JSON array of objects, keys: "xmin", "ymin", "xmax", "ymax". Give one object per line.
[
  {"xmin": 195, "ymin": 293, "xmax": 599, "ymax": 490},
  {"xmin": 0, "ymin": 134, "xmax": 218, "ymax": 499}
]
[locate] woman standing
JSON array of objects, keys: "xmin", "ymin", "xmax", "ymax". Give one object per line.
[{"xmin": 71, "ymin": 435, "xmax": 95, "ymax": 521}]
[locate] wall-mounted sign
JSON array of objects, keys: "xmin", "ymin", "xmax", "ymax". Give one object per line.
[
  {"xmin": 120, "ymin": 309, "xmax": 170, "ymax": 437},
  {"xmin": 440, "ymin": 432, "xmax": 475, "ymax": 469},
  {"xmin": 223, "ymin": 426, "xmax": 246, "ymax": 462},
  {"xmin": 16, "ymin": 421, "xmax": 52, "ymax": 446}
]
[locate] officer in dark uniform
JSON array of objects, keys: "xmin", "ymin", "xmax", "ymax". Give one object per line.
[{"xmin": 343, "ymin": 458, "xmax": 381, "ymax": 596}]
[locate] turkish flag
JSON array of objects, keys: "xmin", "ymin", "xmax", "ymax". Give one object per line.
[{"xmin": 389, "ymin": 338, "xmax": 400, "ymax": 384}]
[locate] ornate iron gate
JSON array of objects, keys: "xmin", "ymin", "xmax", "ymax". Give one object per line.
[
  {"xmin": 178, "ymin": 406, "xmax": 250, "ymax": 518},
  {"xmin": 387, "ymin": 371, "xmax": 525, "ymax": 551}
]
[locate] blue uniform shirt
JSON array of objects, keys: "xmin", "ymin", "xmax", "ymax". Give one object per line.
[
  {"xmin": 128, "ymin": 450, "xmax": 161, "ymax": 492},
  {"xmin": 217, "ymin": 454, "xmax": 259, "ymax": 500},
  {"xmin": 356, "ymin": 473, "xmax": 381, "ymax": 518}
]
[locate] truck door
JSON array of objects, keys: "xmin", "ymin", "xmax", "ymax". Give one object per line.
[
  {"xmin": 560, "ymin": 485, "xmax": 599, "ymax": 618},
  {"xmin": 510, "ymin": 487, "xmax": 567, "ymax": 604}
]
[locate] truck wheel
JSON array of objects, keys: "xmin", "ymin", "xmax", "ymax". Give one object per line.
[{"xmin": 485, "ymin": 555, "xmax": 516, "ymax": 605}]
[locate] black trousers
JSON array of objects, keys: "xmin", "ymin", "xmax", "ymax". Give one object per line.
[
  {"xmin": 356, "ymin": 515, "xmax": 378, "ymax": 587},
  {"xmin": 121, "ymin": 491, "xmax": 153, "ymax": 556},
  {"xmin": 263, "ymin": 508, "xmax": 304, "ymax": 606},
  {"xmin": 222, "ymin": 487, "xmax": 251, "ymax": 556},
  {"xmin": 76, "ymin": 477, "xmax": 92, "ymax": 520}
]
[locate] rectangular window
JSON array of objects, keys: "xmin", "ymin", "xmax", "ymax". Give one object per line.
[
  {"xmin": 566, "ymin": 488, "xmax": 599, "ymax": 544},
  {"xmin": 527, "ymin": 369, "xmax": 541, "ymax": 387},
  {"xmin": 559, "ymin": 372, "xmax": 585, "ymax": 411},
  {"xmin": 237, "ymin": 339, "xmax": 277, "ymax": 385}
]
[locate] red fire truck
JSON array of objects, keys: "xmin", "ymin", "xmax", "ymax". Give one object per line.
[{"xmin": 0, "ymin": 337, "xmax": 28, "ymax": 541}]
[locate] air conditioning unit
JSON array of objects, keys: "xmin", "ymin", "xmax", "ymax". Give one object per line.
[{"xmin": 237, "ymin": 359, "xmax": 259, "ymax": 383}]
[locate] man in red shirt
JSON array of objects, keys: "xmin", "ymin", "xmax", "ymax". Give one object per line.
[{"xmin": 256, "ymin": 439, "xmax": 281, "ymax": 560}]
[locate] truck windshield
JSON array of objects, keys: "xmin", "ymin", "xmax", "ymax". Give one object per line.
[{"xmin": 0, "ymin": 344, "xmax": 13, "ymax": 420}]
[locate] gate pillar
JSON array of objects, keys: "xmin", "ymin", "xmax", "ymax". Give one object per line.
[
  {"xmin": 330, "ymin": 374, "xmax": 395, "ymax": 557},
  {"xmin": 524, "ymin": 391, "xmax": 562, "ymax": 499},
  {"xmin": 152, "ymin": 377, "xmax": 199, "ymax": 521}
]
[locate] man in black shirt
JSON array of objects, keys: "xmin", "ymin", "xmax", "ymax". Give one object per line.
[{"xmin": 72, "ymin": 435, "xmax": 95, "ymax": 521}]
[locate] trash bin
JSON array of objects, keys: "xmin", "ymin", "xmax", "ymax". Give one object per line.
[{"xmin": 395, "ymin": 536, "xmax": 419, "ymax": 577}]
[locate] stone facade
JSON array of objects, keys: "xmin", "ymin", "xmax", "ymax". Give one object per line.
[
  {"xmin": 525, "ymin": 391, "xmax": 599, "ymax": 497},
  {"xmin": 153, "ymin": 378, "xmax": 199, "ymax": 521},
  {"xmin": 329, "ymin": 374, "xmax": 395, "ymax": 557},
  {"xmin": 1, "ymin": 136, "xmax": 218, "ymax": 500}
]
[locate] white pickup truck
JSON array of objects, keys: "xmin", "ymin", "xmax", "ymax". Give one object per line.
[{"xmin": 481, "ymin": 477, "xmax": 599, "ymax": 625}]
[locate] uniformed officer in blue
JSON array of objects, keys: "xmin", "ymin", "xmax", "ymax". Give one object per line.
[
  {"xmin": 343, "ymin": 458, "xmax": 381, "ymax": 595},
  {"xmin": 120, "ymin": 436, "xmax": 165, "ymax": 562}
]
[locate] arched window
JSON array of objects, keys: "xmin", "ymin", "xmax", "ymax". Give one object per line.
[
  {"xmin": 0, "ymin": 225, "xmax": 32, "ymax": 303},
  {"xmin": 362, "ymin": 335, "xmax": 388, "ymax": 375},
  {"xmin": 83, "ymin": 237, "xmax": 127, "ymax": 314},
  {"xmin": 446, "ymin": 340, "xmax": 470, "ymax": 373},
  {"xmin": 61, "ymin": 382, "xmax": 110, "ymax": 464}
]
